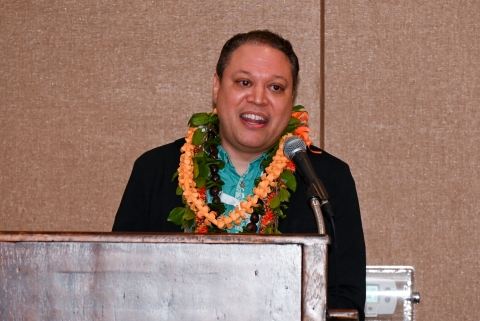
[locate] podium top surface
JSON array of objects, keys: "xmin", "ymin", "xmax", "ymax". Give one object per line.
[{"xmin": 0, "ymin": 231, "xmax": 330, "ymax": 245}]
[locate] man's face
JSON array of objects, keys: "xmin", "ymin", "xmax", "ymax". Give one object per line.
[{"xmin": 213, "ymin": 44, "xmax": 294, "ymax": 157}]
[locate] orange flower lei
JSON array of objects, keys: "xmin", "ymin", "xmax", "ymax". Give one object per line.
[
  {"xmin": 168, "ymin": 105, "xmax": 316, "ymax": 233},
  {"xmin": 180, "ymin": 130, "xmax": 293, "ymax": 231}
]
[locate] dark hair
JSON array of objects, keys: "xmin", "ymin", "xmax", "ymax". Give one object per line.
[{"xmin": 216, "ymin": 30, "xmax": 300, "ymax": 92}]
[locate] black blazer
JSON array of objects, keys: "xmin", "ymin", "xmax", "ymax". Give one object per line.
[{"xmin": 113, "ymin": 138, "xmax": 366, "ymax": 320}]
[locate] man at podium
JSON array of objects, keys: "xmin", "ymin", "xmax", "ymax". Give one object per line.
[{"xmin": 113, "ymin": 30, "xmax": 366, "ymax": 320}]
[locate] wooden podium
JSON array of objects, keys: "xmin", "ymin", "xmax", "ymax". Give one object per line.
[{"xmin": 0, "ymin": 232, "xmax": 343, "ymax": 320}]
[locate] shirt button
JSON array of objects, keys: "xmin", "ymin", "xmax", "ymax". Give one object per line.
[{"xmin": 240, "ymin": 181, "xmax": 245, "ymax": 188}]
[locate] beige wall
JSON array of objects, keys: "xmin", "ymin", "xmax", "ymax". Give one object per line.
[
  {"xmin": 1, "ymin": 1, "xmax": 479, "ymax": 320},
  {"xmin": 325, "ymin": 1, "xmax": 480, "ymax": 320},
  {"xmin": 1, "ymin": 0, "xmax": 321, "ymax": 231}
]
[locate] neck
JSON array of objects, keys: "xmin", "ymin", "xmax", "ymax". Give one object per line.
[{"xmin": 221, "ymin": 144, "xmax": 264, "ymax": 176}]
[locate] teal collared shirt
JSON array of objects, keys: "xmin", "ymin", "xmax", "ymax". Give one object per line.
[{"xmin": 208, "ymin": 145, "xmax": 267, "ymax": 233}]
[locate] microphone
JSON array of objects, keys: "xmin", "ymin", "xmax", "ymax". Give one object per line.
[
  {"xmin": 283, "ymin": 136, "xmax": 334, "ymax": 218},
  {"xmin": 284, "ymin": 136, "xmax": 338, "ymax": 304}
]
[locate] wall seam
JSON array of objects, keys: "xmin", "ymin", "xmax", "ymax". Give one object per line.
[{"xmin": 320, "ymin": 0, "xmax": 325, "ymax": 149}]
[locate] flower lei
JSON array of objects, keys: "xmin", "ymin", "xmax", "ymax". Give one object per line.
[{"xmin": 168, "ymin": 105, "xmax": 316, "ymax": 234}]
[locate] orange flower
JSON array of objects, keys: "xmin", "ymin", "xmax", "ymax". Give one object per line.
[
  {"xmin": 295, "ymin": 126, "xmax": 323, "ymax": 155},
  {"xmin": 285, "ymin": 161, "xmax": 296, "ymax": 172},
  {"xmin": 292, "ymin": 111, "xmax": 309, "ymax": 123},
  {"xmin": 263, "ymin": 213, "xmax": 274, "ymax": 225},
  {"xmin": 259, "ymin": 210, "xmax": 275, "ymax": 234},
  {"xmin": 198, "ymin": 187, "xmax": 207, "ymax": 199},
  {"xmin": 196, "ymin": 224, "xmax": 208, "ymax": 233},
  {"xmin": 265, "ymin": 193, "xmax": 275, "ymax": 207}
]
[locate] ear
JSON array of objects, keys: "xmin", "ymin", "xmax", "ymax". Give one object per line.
[{"xmin": 212, "ymin": 73, "xmax": 220, "ymax": 104}]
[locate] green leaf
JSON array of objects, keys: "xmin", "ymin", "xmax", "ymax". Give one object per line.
[
  {"xmin": 193, "ymin": 162, "xmax": 199, "ymax": 178},
  {"xmin": 183, "ymin": 207, "xmax": 196, "ymax": 220},
  {"xmin": 284, "ymin": 116, "xmax": 301, "ymax": 134},
  {"xmin": 240, "ymin": 226, "xmax": 254, "ymax": 233},
  {"xmin": 289, "ymin": 116, "xmax": 301, "ymax": 125},
  {"xmin": 204, "ymin": 157, "xmax": 224, "ymax": 165},
  {"xmin": 275, "ymin": 208, "xmax": 286, "ymax": 218},
  {"xmin": 208, "ymin": 202, "xmax": 226, "ymax": 214},
  {"xmin": 194, "ymin": 176, "xmax": 206, "ymax": 188},
  {"xmin": 273, "ymin": 228, "xmax": 282, "ymax": 234},
  {"xmin": 279, "ymin": 187, "xmax": 291, "ymax": 202},
  {"xmin": 253, "ymin": 204, "xmax": 265, "ymax": 215},
  {"xmin": 206, "ymin": 179, "xmax": 224, "ymax": 188},
  {"xmin": 280, "ymin": 170, "xmax": 297, "ymax": 192},
  {"xmin": 265, "ymin": 227, "xmax": 273, "ymax": 234},
  {"xmin": 202, "ymin": 158, "xmax": 225, "ymax": 171},
  {"xmin": 207, "ymin": 113, "xmax": 219, "ymax": 125},
  {"xmin": 188, "ymin": 113, "xmax": 211, "ymax": 126},
  {"xmin": 198, "ymin": 164, "xmax": 210, "ymax": 177},
  {"xmin": 193, "ymin": 150, "xmax": 205, "ymax": 159},
  {"xmin": 203, "ymin": 135, "xmax": 221, "ymax": 150},
  {"xmin": 292, "ymin": 105, "xmax": 304, "ymax": 112},
  {"xmin": 184, "ymin": 219, "xmax": 194, "ymax": 229},
  {"xmin": 207, "ymin": 224, "xmax": 227, "ymax": 233},
  {"xmin": 269, "ymin": 196, "xmax": 280, "ymax": 209},
  {"xmin": 168, "ymin": 207, "xmax": 185, "ymax": 225},
  {"xmin": 171, "ymin": 171, "xmax": 179, "ymax": 182},
  {"xmin": 261, "ymin": 155, "xmax": 273, "ymax": 170},
  {"xmin": 217, "ymin": 160, "xmax": 225, "ymax": 170},
  {"xmin": 192, "ymin": 128, "xmax": 206, "ymax": 146},
  {"xmin": 176, "ymin": 186, "xmax": 183, "ymax": 195},
  {"xmin": 261, "ymin": 146, "xmax": 278, "ymax": 170}
]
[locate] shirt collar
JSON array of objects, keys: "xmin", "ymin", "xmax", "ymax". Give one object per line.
[{"xmin": 217, "ymin": 145, "xmax": 268, "ymax": 170}]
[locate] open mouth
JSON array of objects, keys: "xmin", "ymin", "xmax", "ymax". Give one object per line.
[{"xmin": 240, "ymin": 113, "xmax": 268, "ymax": 125}]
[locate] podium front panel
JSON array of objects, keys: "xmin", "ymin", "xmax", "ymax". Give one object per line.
[{"xmin": 0, "ymin": 232, "xmax": 329, "ymax": 321}]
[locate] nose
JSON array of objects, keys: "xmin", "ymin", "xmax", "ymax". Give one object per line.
[{"xmin": 247, "ymin": 85, "xmax": 268, "ymax": 106}]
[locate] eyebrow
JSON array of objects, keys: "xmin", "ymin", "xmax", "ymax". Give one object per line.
[{"xmin": 234, "ymin": 70, "xmax": 289, "ymax": 82}]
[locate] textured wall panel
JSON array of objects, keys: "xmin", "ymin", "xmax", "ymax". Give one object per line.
[
  {"xmin": 325, "ymin": 1, "xmax": 479, "ymax": 320},
  {"xmin": 0, "ymin": 1, "xmax": 321, "ymax": 231}
]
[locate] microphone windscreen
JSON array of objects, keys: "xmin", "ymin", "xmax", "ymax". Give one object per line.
[{"xmin": 283, "ymin": 136, "xmax": 306, "ymax": 159}]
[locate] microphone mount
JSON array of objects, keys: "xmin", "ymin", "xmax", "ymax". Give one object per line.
[{"xmin": 284, "ymin": 136, "xmax": 335, "ymax": 235}]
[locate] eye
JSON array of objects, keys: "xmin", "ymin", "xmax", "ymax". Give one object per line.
[
  {"xmin": 271, "ymin": 84, "xmax": 283, "ymax": 91},
  {"xmin": 238, "ymin": 80, "xmax": 251, "ymax": 87}
]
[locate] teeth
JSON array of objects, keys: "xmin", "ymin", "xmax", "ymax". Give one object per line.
[{"xmin": 242, "ymin": 113, "xmax": 266, "ymax": 121}]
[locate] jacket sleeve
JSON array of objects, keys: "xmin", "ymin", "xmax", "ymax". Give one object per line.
[
  {"xmin": 112, "ymin": 157, "xmax": 152, "ymax": 232},
  {"xmin": 326, "ymin": 162, "xmax": 366, "ymax": 321}
]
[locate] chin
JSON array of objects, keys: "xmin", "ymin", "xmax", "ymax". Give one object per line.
[
  {"xmin": 233, "ymin": 129, "xmax": 279, "ymax": 151},
  {"xmin": 238, "ymin": 139, "xmax": 272, "ymax": 152}
]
